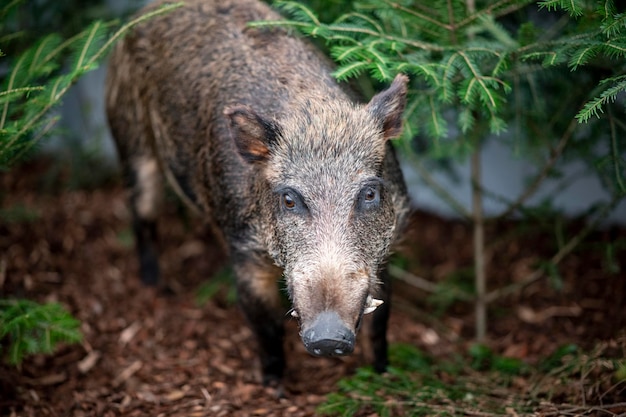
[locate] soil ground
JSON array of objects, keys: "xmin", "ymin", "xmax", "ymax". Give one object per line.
[{"xmin": 1, "ymin": 159, "xmax": 625, "ymax": 416}]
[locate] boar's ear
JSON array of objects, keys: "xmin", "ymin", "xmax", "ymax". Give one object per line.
[
  {"xmin": 366, "ymin": 74, "xmax": 409, "ymax": 140},
  {"xmin": 224, "ymin": 105, "xmax": 281, "ymax": 164}
]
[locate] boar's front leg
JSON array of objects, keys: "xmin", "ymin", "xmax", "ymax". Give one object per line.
[
  {"xmin": 232, "ymin": 254, "xmax": 285, "ymax": 385},
  {"xmin": 371, "ymin": 266, "xmax": 392, "ymax": 373}
]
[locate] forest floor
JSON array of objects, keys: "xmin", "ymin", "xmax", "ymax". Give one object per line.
[{"xmin": 1, "ymin": 158, "xmax": 625, "ymax": 416}]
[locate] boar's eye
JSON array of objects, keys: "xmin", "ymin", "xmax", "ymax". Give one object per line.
[
  {"xmin": 283, "ymin": 193, "xmax": 296, "ymax": 209},
  {"xmin": 279, "ymin": 188, "xmax": 308, "ymax": 214},
  {"xmin": 364, "ymin": 187, "xmax": 377, "ymax": 202},
  {"xmin": 357, "ymin": 182, "xmax": 382, "ymax": 212}
]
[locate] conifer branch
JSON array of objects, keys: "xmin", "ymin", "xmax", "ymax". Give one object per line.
[
  {"xmin": 9, "ymin": 116, "xmax": 59, "ymax": 166},
  {"xmin": 0, "ymin": 86, "xmax": 44, "ymax": 99},
  {"xmin": 28, "ymin": 35, "xmax": 58, "ymax": 74},
  {"xmin": 274, "ymin": 1, "xmax": 321, "ymax": 26},
  {"xmin": 77, "ymin": 21, "xmax": 103, "ymax": 70},
  {"xmin": 381, "ymin": 0, "xmax": 452, "ymax": 31},
  {"xmin": 0, "ymin": 52, "xmax": 27, "ymax": 130},
  {"xmin": 0, "ymin": 2, "xmax": 184, "ymax": 168},
  {"xmin": 457, "ymin": 0, "xmax": 535, "ymax": 29},
  {"xmin": 447, "ymin": 0, "xmax": 458, "ymax": 44},
  {"xmin": 0, "ymin": 299, "xmax": 82, "ymax": 365},
  {"xmin": 457, "ymin": 51, "xmax": 501, "ymax": 123},
  {"xmin": 576, "ymin": 75, "xmax": 626, "ymax": 123},
  {"xmin": 538, "ymin": 0, "xmax": 584, "ymax": 17},
  {"xmin": 250, "ymin": 20, "xmax": 447, "ymax": 51},
  {"xmin": 602, "ymin": 13, "xmax": 626, "ymax": 36}
]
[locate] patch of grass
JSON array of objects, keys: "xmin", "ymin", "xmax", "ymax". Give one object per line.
[
  {"xmin": 319, "ymin": 338, "xmax": 626, "ymax": 416},
  {"xmin": 468, "ymin": 343, "xmax": 528, "ymax": 375}
]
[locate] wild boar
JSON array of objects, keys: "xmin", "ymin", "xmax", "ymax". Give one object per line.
[{"xmin": 105, "ymin": 0, "xmax": 410, "ymax": 385}]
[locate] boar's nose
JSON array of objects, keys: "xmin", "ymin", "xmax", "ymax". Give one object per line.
[{"xmin": 302, "ymin": 311, "xmax": 355, "ymax": 357}]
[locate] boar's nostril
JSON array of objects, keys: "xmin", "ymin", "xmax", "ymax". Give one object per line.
[{"xmin": 302, "ymin": 311, "xmax": 356, "ymax": 357}]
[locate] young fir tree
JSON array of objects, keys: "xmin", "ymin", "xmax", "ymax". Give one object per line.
[{"xmin": 254, "ymin": 0, "xmax": 626, "ymax": 339}]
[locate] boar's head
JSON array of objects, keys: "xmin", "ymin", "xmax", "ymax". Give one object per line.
[{"xmin": 226, "ymin": 74, "xmax": 408, "ymax": 357}]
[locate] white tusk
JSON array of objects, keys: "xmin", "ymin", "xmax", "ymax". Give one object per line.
[
  {"xmin": 290, "ymin": 310, "xmax": 299, "ymax": 318},
  {"xmin": 363, "ymin": 295, "xmax": 384, "ymax": 314}
]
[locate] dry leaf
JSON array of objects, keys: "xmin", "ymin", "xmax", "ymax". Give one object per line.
[
  {"xmin": 77, "ymin": 350, "xmax": 101, "ymax": 374},
  {"xmin": 119, "ymin": 321, "xmax": 142, "ymax": 345}
]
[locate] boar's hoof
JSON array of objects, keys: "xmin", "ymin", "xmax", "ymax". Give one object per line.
[{"xmin": 302, "ymin": 311, "xmax": 355, "ymax": 357}]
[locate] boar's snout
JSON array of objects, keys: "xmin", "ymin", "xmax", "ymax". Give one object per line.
[{"xmin": 302, "ymin": 311, "xmax": 356, "ymax": 357}]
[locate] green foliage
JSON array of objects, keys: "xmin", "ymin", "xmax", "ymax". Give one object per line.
[
  {"xmin": 538, "ymin": 343, "xmax": 579, "ymax": 371},
  {"xmin": 320, "ymin": 341, "xmax": 623, "ymax": 416},
  {"xmin": 468, "ymin": 343, "xmax": 526, "ymax": 374},
  {"xmin": 531, "ymin": 340, "xmax": 624, "ymax": 406},
  {"xmin": 577, "ymin": 75, "xmax": 626, "ymax": 123},
  {"xmin": 318, "ymin": 343, "xmax": 531, "ymax": 416},
  {"xmin": 0, "ymin": 299, "xmax": 82, "ymax": 365},
  {"xmin": 1, "ymin": 20, "xmax": 108, "ymax": 166},
  {"xmin": 0, "ymin": 0, "xmax": 184, "ymax": 169}
]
